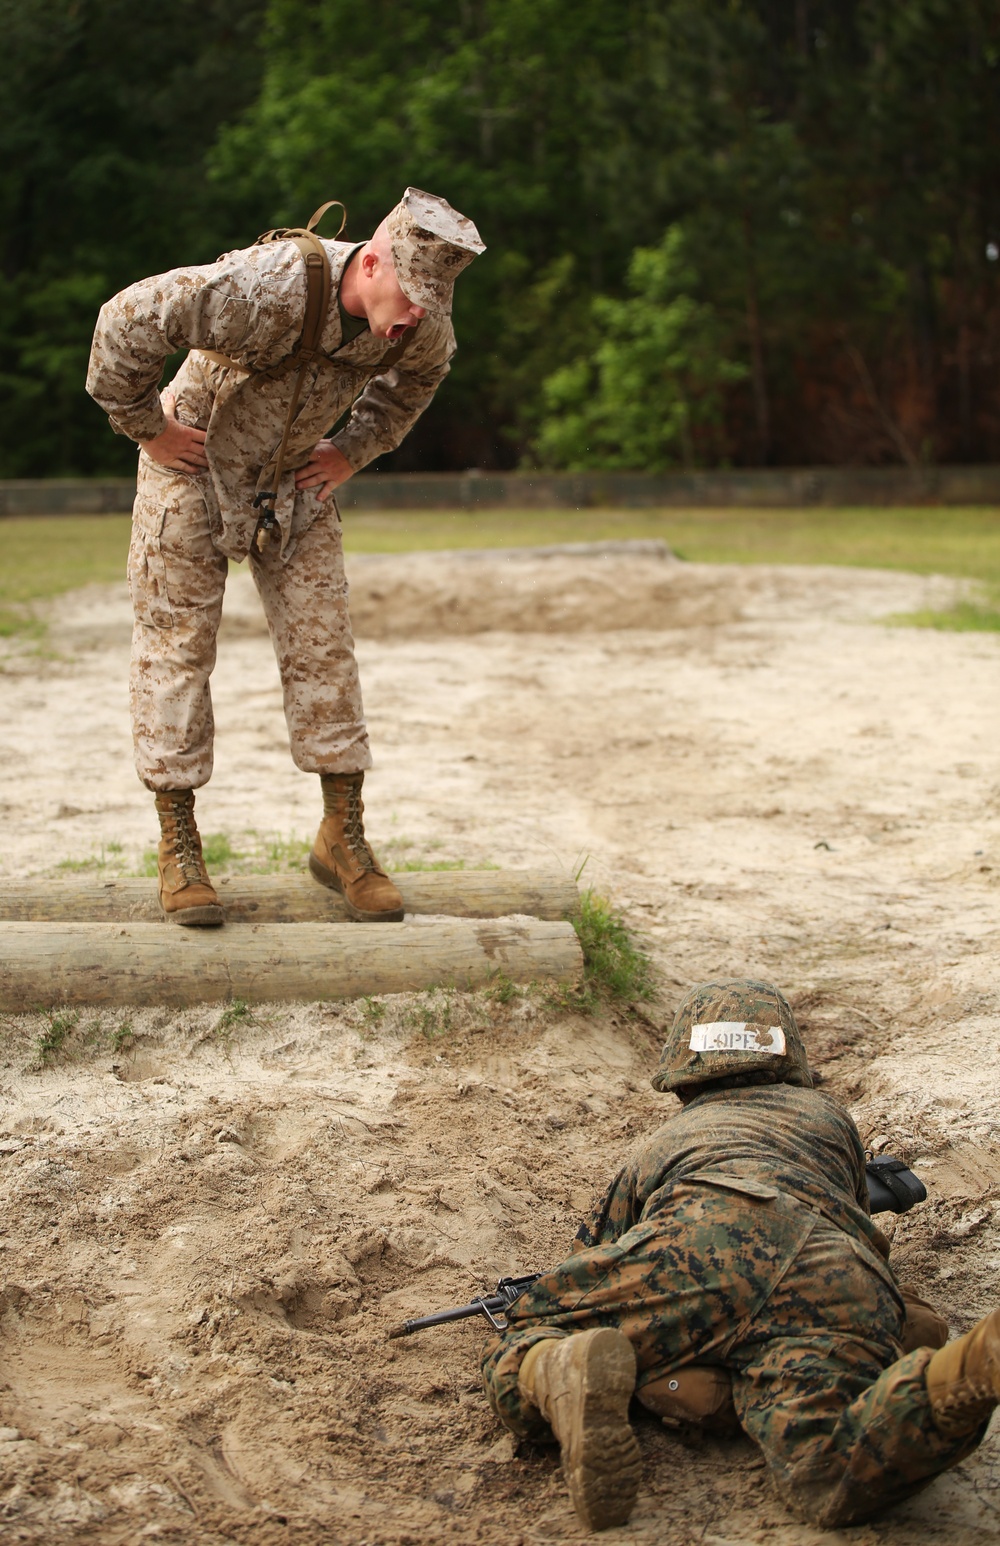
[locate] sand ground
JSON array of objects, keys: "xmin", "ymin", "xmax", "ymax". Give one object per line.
[{"xmin": 0, "ymin": 541, "xmax": 998, "ymax": 1544}]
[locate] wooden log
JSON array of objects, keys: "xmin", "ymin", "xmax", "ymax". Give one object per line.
[
  {"xmin": 0, "ymin": 918, "xmax": 582, "ymax": 1009},
  {"xmin": 0, "ymin": 870, "xmax": 579, "ymax": 925}
]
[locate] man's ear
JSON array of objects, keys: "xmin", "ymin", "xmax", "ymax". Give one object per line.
[{"xmin": 360, "ymin": 249, "xmax": 378, "ymax": 279}]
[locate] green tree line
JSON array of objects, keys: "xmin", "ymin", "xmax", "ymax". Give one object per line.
[{"xmin": 2, "ymin": 0, "xmax": 999, "ymax": 475}]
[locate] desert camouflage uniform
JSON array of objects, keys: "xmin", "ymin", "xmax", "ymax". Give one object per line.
[
  {"xmin": 87, "ymin": 239, "xmax": 455, "ymax": 789},
  {"xmin": 482, "ymin": 1085, "xmax": 983, "ymax": 1527}
]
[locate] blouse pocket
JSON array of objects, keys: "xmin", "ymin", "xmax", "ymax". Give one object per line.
[{"xmin": 212, "ymin": 293, "xmax": 254, "ymax": 355}]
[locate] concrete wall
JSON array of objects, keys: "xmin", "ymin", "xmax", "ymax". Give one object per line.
[{"xmin": 3, "ymin": 465, "xmax": 1000, "ymax": 516}]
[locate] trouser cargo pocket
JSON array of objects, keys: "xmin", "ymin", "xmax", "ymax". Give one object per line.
[{"xmin": 128, "ymin": 494, "xmax": 172, "ymax": 629}]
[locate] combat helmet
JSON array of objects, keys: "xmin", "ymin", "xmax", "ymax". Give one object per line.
[{"xmin": 651, "ymin": 979, "xmax": 812, "ymax": 1096}]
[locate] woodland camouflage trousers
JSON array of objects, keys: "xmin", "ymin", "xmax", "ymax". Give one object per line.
[
  {"xmin": 127, "ymin": 465, "xmax": 371, "ymax": 790},
  {"xmin": 482, "ymin": 1182, "xmax": 985, "ymax": 1527}
]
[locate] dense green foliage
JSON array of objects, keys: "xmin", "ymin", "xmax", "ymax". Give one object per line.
[
  {"xmin": 534, "ymin": 232, "xmax": 749, "ymax": 471},
  {"xmin": 0, "ymin": 0, "xmax": 267, "ymax": 474},
  {"xmin": 3, "ymin": 1, "xmax": 999, "ymax": 474}
]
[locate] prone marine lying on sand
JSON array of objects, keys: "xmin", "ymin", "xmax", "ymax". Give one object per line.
[{"xmin": 474, "ymin": 980, "xmax": 998, "ymax": 1532}]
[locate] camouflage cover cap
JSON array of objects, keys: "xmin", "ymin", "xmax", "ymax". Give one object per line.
[
  {"xmin": 651, "ymin": 979, "xmax": 812, "ymax": 1095},
  {"xmin": 386, "ymin": 187, "xmax": 485, "ymax": 315}
]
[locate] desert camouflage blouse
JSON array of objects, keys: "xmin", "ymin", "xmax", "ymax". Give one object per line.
[{"xmin": 87, "ymin": 239, "xmax": 455, "ymax": 558}]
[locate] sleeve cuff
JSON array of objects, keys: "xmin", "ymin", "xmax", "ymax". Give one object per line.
[
  {"xmin": 328, "ymin": 432, "xmax": 367, "ymax": 473},
  {"xmin": 107, "ymin": 399, "xmax": 167, "ymax": 444}
]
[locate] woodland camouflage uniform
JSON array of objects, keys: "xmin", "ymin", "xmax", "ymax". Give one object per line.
[
  {"xmin": 482, "ymin": 982, "xmax": 992, "ymax": 1528},
  {"xmin": 87, "ymin": 235, "xmax": 457, "ymax": 789}
]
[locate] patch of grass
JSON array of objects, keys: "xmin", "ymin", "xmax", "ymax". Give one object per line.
[
  {"xmin": 111, "ymin": 1017, "xmax": 135, "ymax": 1053},
  {"xmin": 214, "ymin": 999, "xmax": 254, "ymax": 1039},
  {"xmin": 81, "ymin": 1014, "xmax": 105, "ymax": 1047},
  {"xmin": 136, "ymin": 830, "xmax": 312, "ymax": 878},
  {"xmin": 57, "ymin": 840, "xmax": 125, "ymax": 874},
  {"xmin": 0, "ymin": 515, "xmax": 130, "ymax": 640},
  {"xmin": 201, "ymin": 832, "xmax": 240, "ymax": 868},
  {"xmin": 36, "ymin": 1008, "xmax": 80, "ymax": 1063},
  {"xmin": 0, "ymin": 606, "xmax": 46, "ymax": 642},
  {"xmin": 341, "ymin": 504, "xmax": 1000, "ymax": 587},
  {"xmin": 380, "ymin": 835, "xmax": 497, "ymax": 872},
  {"xmin": 257, "ymin": 834, "xmax": 313, "ymax": 871},
  {"xmin": 571, "ymin": 890, "xmax": 654, "ymax": 1006},
  {"xmin": 0, "ymin": 516, "xmax": 131, "ymax": 605},
  {"xmin": 487, "ymin": 971, "xmax": 519, "ymax": 1005},
  {"xmin": 29, "ymin": 1008, "xmax": 134, "ymax": 1066},
  {"xmin": 393, "ymin": 856, "xmax": 469, "ymax": 872},
  {"xmin": 56, "ymin": 840, "xmax": 127, "ymax": 875},
  {"xmin": 886, "ymin": 597, "xmax": 1000, "ymax": 632},
  {"xmin": 405, "ymin": 988, "xmax": 454, "ymax": 1040},
  {"xmin": 359, "ymin": 996, "xmax": 387, "ymax": 1033}
]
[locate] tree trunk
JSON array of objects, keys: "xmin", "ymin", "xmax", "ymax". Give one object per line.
[
  {"xmin": 743, "ymin": 212, "xmax": 771, "ymax": 463},
  {"xmin": 795, "ymin": 0, "xmax": 809, "ymax": 57},
  {"xmin": 957, "ymin": 319, "xmax": 973, "ymax": 458},
  {"xmin": 0, "ymin": 918, "xmax": 583, "ymax": 1009},
  {"xmin": 0, "ymin": 870, "xmax": 580, "ymax": 925}
]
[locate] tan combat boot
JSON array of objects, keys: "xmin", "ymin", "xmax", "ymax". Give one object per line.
[
  {"xmin": 153, "ymin": 790, "xmax": 224, "ymax": 927},
  {"xmin": 309, "ymin": 772, "xmax": 404, "ymax": 922},
  {"xmin": 638, "ymin": 1364, "xmax": 739, "ymax": 1433},
  {"xmin": 518, "ymin": 1329, "xmax": 641, "ymax": 1531},
  {"xmin": 925, "ymin": 1310, "xmax": 1000, "ymax": 1437}
]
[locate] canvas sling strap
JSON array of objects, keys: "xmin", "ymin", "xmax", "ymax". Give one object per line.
[{"xmin": 198, "ymin": 199, "xmax": 417, "ymax": 553}]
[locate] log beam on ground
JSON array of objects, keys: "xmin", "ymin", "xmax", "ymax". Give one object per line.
[
  {"xmin": 0, "ymin": 871, "xmax": 579, "ymax": 925},
  {"xmin": 0, "ymin": 918, "xmax": 583, "ymax": 1009}
]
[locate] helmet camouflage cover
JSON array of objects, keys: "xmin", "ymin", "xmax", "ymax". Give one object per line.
[{"xmin": 651, "ymin": 979, "xmax": 812, "ymax": 1096}]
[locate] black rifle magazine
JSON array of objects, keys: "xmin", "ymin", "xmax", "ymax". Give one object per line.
[{"xmin": 865, "ymin": 1155, "xmax": 927, "ymax": 1214}]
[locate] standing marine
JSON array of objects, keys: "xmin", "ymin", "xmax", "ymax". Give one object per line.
[
  {"xmin": 86, "ymin": 188, "xmax": 484, "ymax": 927},
  {"xmin": 481, "ymin": 979, "xmax": 998, "ymax": 1531}
]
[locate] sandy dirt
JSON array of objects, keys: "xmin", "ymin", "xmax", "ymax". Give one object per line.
[{"xmin": 0, "ymin": 540, "xmax": 998, "ymax": 1544}]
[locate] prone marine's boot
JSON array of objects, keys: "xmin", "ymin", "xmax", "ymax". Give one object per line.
[
  {"xmin": 309, "ymin": 772, "xmax": 404, "ymax": 922},
  {"xmin": 637, "ymin": 1364, "xmax": 740, "ymax": 1433},
  {"xmin": 925, "ymin": 1310, "xmax": 1000, "ymax": 1438},
  {"xmin": 153, "ymin": 789, "xmax": 224, "ymax": 927},
  {"xmin": 518, "ymin": 1330, "xmax": 641, "ymax": 1531}
]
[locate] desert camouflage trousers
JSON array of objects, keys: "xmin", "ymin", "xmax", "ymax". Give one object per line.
[
  {"xmin": 482, "ymin": 1182, "xmax": 983, "ymax": 1527},
  {"xmin": 126, "ymin": 463, "xmax": 371, "ymax": 790}
]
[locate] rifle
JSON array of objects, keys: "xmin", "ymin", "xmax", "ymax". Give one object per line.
[
  {"xmin": 386, "ymin": 1158, "xmax": 925, "ymax": 1339},
  {"xmin": 388, "ymin": 1273, "xmax": 541, "ymax": 1339}
]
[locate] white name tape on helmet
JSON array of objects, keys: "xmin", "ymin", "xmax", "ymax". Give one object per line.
[{"xmin": 690, "ymin": 1022, "xmax": 786, "ymax": 1054}]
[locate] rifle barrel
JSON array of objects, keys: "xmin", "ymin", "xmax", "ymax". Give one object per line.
[{"xmin": 388, "ymin": 1296, "xmax": 504, "ymax": 1339}]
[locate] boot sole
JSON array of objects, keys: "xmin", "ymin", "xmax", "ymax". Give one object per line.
[
  {"xmin": 308, "ymin": 852, "xmax": 404, "ymax": 923},
  {"xmin": 561, "ymin": 1329, "xmax": 642, "ymax": 1531},
  {"xmin": 159, "ymin": 900, "xmax": 225, "ymax": 928}
]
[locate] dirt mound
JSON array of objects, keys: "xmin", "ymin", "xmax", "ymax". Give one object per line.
[{"xmin": 216, "ymin": 540, "xmax": 969, "ymax": 639}]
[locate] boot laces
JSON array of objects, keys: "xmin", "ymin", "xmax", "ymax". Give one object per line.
[
  {"xmin": 939, "ymin": 1378, "xmax": 994, "ymax": 1411},
  {"xmin": 343, "ymin": 785, "xmax": 376, "ymax": 871},
  {"xmin": 165, "ymin": 801, "xmax": 206, "ymax": 885}
]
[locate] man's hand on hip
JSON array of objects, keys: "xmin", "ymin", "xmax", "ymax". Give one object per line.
[
  {"xmin": 140, "ymin": 392, "xmax": 209, "ymax": 472},
  {"xmin": 295, "ymin": 441, "xmax": 354, "ymax": 501}
]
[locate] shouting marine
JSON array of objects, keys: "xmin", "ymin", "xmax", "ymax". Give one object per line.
[{"xmin": 87, "ymin": 188, "xmax": 484, "ymax": 927}]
